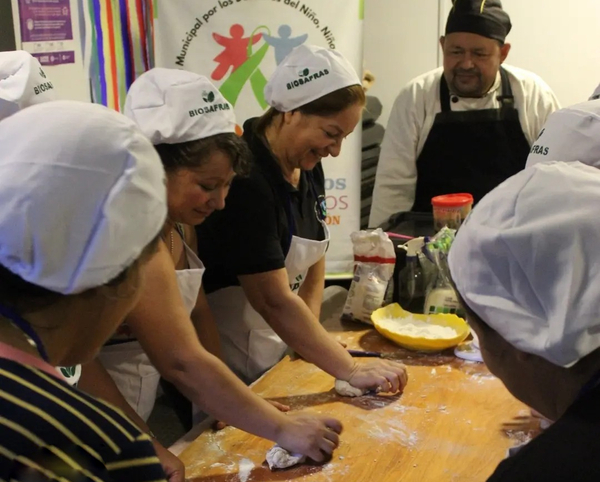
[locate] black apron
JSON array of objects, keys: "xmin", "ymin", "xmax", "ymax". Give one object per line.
[{"xmin": 411, "ymin": 67, "xmax": 531, "ymax": 212}]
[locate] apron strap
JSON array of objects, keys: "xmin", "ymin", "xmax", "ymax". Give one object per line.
[
  {"xmin": 440, "ymin": 66, "xmax": 515, "ymax": 113},
  {"xmin": 497, "ymin": 66, "xmax": 516, "ymax": 113},
  {"xmin": 174, "ymin": 222, "xmax": 186, "ymax": 240},
  {"xmin": 282, "ymin": 172, "xmax": 327, "ymax": 256},
  {"xmin": 440, "ymin": 74, "xmax": 452, "ymax": 112}
]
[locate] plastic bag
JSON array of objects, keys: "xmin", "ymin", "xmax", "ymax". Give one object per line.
[{"xmin": 342, "ymin": 229, "xmax": 396, "ymax": 325}]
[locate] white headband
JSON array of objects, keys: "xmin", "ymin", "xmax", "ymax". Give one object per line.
[
  {"xmin": 0, "ymin": 50, "xmax": 56, "ymax": 121},
  {"xmin": 125, "ymin": 68, "xmax": 237, "ymax": 145},
  {"xmin": 264, "ymin": 44, "xmax": 361, "ymax": 112},
  {"xmin": 0, "ymin": 101, "xmax": 167, "ymax": 294},
  {"xmin": 450, "ymin": 161, "xmax": 600, "ymax": 367},
  {"xmin": 526, "ymin": 100, "xmax": 600, "ymax": 170}
]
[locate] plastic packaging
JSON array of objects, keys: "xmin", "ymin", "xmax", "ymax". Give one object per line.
[
  {"xmin": 422, "ymin": 227, "xmax": 462, "ymax": 316},
  {"xmin": 397, "ymin": 237, "xmax": 427, "ymax": 313},
  {"xmin": 431, "ymin": 193, "xmax": 473, "ymax": 231},
  {"xmin": 424, "ymin": 286, "xmax": 460, "ymax": 315},
  {"xmin": 342, "ymin": 229, "xmax": 396, "ymax": 325}
]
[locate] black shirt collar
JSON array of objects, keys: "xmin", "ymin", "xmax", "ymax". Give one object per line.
[{"xmin": 243, "ymin": 117, "xmax": 309, "ymax": 198}]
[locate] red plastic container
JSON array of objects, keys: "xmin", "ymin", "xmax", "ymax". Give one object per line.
[{"xmin": 431, "ymin": 193, "xmax": 474, "ymax": 231}]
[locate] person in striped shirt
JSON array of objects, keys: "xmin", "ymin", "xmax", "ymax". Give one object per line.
[
  {"xmin": 0, "ymin": 49, "xmax": 184, "ymax": 480},
  {"xmin": 0, "ymin": 100, "xmax": 169, "ymax": 481}
]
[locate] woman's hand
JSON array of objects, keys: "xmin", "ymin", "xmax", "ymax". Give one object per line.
[
  {"xmin": 275, "ymin": 412, "xmax": 343, "ymax": 462},
  {"xmin": 346, "ymin": 359, "xmax": 408, "ymax": 394}
]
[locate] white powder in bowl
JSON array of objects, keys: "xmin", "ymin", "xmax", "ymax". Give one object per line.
[{"xmin": 377, "ymin": 316, "xmax": 458, "ymax": 339}]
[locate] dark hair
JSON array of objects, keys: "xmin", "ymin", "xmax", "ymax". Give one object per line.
[
  {"xmin": 154, "ymin": 132, "xmax": 251, "ymax": 177},
  {"xmin": 0, "ymin": 236, "xmax": 160, "ymax": 315},
  {"xmin": 255, "ymin": 84, "xmax": 366, "ymax": 134}
]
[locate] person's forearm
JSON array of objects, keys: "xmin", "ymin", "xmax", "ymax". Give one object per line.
[
  {"xmin": 161, "ymin": 351, "xmax": 289, "ymax": 441},
  {"xmin": 79, "ymin": 358, "xmax": 153, "ymax": 435},
  {"xmin": 191, "ymin": 310, "xmax": 223, "ymax": 360},
  {"xmin": 261, "ymin": 294, "xmax": 355, "ymax": 380},
  {"xmin": 297, "ymin": 258, "xmax": 325, "ymax": 319},
  {"xmin": 190, "ymin": 288, "xmax": 223, "ymax": 360}
]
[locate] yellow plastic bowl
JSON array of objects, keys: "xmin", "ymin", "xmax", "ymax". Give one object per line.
[{"xmin": 371, "ymin": 303, "xmax": 469, "ymax": 352}]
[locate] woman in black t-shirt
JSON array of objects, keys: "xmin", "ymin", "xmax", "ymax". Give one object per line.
[{"xmin": 198, "ymin": 45, "xmax": 408, "ymax": 392}]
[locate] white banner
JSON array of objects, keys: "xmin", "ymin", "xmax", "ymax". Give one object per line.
[{"xmin": 154, "ymin": 0, "xmax": 364, "ymax": 277}]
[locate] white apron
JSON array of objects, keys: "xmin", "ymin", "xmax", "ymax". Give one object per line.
[
  {"xmin": 209, "ymin": 222, "xmax": 330, "ymax": 384},
  {"xmin": 99, "ymin": 240, "xmax": 205, "ymax": 421}
]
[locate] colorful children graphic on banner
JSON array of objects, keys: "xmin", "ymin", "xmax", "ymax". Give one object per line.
[
  {"xmin": 263, "ymin": 25, "xmax": 308, "ymax": 64},
  {"xmin": 154, "ymin": 0, "xmax": 363, "ymax": 275}
]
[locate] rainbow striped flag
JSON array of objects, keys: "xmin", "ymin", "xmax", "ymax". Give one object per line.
[{"xmin": 84, "ymin": 0, "xmax": 155, "ymax": 111}]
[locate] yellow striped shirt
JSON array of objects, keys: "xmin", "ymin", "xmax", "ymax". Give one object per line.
[{"xmin": 0, "ymin": 358, "xmax": 167, "ymax": 482}]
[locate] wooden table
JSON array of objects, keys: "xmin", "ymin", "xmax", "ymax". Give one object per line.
[{"xmin": 180, "ymin": 315, "xmax": 540, "ymax": 482}]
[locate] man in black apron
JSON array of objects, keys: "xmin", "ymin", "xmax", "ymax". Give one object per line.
[{"xmin": 369, "ymin": 0, "xmax": 559, "ymax": 225}]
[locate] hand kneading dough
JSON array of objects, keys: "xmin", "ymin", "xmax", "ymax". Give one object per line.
[
  {"xmin": 266, "ymin": 445, "xmax": 306, "ymax": 470},
  {"xmin": 335, "ymin": 379, "xmax": 368, "ymax": 397}
]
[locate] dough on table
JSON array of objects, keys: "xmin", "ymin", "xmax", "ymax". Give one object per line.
[
  {"xmin": 266, "ymin": 445, "xmax": 306, "ymax": 470},
  {"xmin": 334, "ymin": 379, "xmax": 369, "ymax": 397}
]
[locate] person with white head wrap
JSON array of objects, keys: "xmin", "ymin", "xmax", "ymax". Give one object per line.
[
  {"xmin": 0, "ymin": 50, "xmax": 93, "ymax": 388},
  {"xmin": 196, "ymin": 45, "xmax": 408, "ymax": 394},
  {"xmin": 0, "ymin": 52, "xmax": 192, "ymax": 481},
  {"xmin": 77, "ymin": 67, "xmax": 343, "ymax": 467},
  {"xmin": 449, "ymin": 161, "xmax": 600, "ymax": 481},
  {"xmin": 0, "ymin": 100, "xmax": 170, "ymax": 481},
  {"xmin": 526, "ymin": 99, "xmax": 600, "ymax": 169},
  {"xmin": 0, "ymin": 50, "xmax": 56, "ymax": 120}
]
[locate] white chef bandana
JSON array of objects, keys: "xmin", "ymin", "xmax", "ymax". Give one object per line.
[
  {"xmin": 264, "ymin": 44, "xmax": 361, "ymax": 112},
  {"xmin": 124, "ymin": 68, "xmax": 236, "ymax": 145},
  {"xmin": 0, "ymin": 101, "xmax": 167, "ymax": 295},
  {"xmin": 525, "ymin": 100, "xmax": 600, "ymax": 169},
  {"xmin": 0, "ymin": 50, "xmax": 56, "ymax": 120},
  {"xmin": 449, "ymin": 161, "xmax": 600, "ymax": 368}
]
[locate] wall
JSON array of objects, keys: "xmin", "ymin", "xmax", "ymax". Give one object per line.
[
  {"xmin": 363, "ymin": 0, "xmax": 440, "ymax": 127},
  {"xmin": 0, "ymin": 0, "xmax": 17, "ymax": 51},
  {"xmin": 492, "ymin": 0, "xmax": 600, "ymax": 107},
  {"xmin": 10, "ymin": 0, "xmax": 90, "ymax": 102},
  {"xmin": 5, "ymin": 1, "xmax": 600, "ymax": 118}
]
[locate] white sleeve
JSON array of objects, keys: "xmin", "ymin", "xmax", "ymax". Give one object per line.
[
  {"xmin": 522, "ymin": 76, "xmax": 561, "ymax": 145},
  {"xmin": 369, "ymin": 84, "xmax": 423, "ymax": 227}
]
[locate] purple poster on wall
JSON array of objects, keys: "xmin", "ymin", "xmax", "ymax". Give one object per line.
[{"xmin": 18, "ymin": 0, "xmax": 75, "ymax": 65}]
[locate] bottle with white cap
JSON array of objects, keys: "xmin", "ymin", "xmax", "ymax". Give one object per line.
[{"xmin": 422, "ymin": 229, "xmax": 462, "ymax": 316}]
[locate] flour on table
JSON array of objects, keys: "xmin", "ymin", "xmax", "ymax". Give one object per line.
[
  {"xmin": 266, "ymin": 445, "xmax": 306, "ymax": 470},
  {"xmin": 335, "ymin": 379, "xmax": 368, "ymax": 397}
]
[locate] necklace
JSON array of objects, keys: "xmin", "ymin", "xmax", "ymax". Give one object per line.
[{"xmin": 169, "ymin": 229, "xmax": 174, "ymax": 254}]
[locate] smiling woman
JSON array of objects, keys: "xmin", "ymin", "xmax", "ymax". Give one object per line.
[
  {"xmin": 196, "ymin": 44, "xmax": 408, "ymax": 397},
  {"xmin": 257, "ymin": 84, "xmax": 364, "ymax": 174},
  {"xmin": 155, "ymin": 132, "xmax": 251, "ymax": 225},
  {"xmin": 76, "ymin": 68, "xmax": 345, "ymax": 480}
]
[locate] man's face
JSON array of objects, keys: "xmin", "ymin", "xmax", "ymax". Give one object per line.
[{"xmin": 441, "ymin": 32, "xmax": 510, "ymax": 97}]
